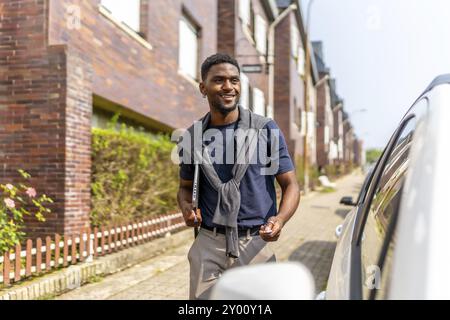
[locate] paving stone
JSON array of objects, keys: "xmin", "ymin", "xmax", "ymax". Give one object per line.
[{"xmin": 55, "ymin": 172, "xmax": 364, "ymax": 299}]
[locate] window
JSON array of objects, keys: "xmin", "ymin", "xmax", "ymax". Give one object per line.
[
  {"xmin": 324, "ymin": 125, "xmax": 330, "ymax": 145},
  {"xmin": 360, "ymin": 116, "xmax": 417, "ymax": 299},
  {"xmin": 240, "ymin": 73, "xmax": 250, "ymax": 109},
  {"xmin": 239, "ymin": 0, "xmax": 251, "ymax": 26},
  {"xmin": 252, "ymin": 87, "xmax": 265, "ymax": 116},
  {"xmin": 100, "ymin": 0, "xmax": 140, "ymax": 32},
  {"xmin": 291, "ymin": 23, "xmax": 299, "ymax": 57},
  {"xmin": 267, "ymin": 104, "xmax": 274, "ymax": 119},
  {"xmin": 179, "ymin": 15, "xmax": 199, "ymax": 81},
  {"xmin": 254, "ymin": 15, "xmax": 267, "ymax": 55},
  {"xmin": 294, "ymin": 98, "xmax": 301, "ymax": 128},
  {"xmin": 297, "ymin": 46, "xmax": 305, "ymax": 76},
  {"xmin": 291, "ymin": 23, "xmax": 305, "ymax": 75}
]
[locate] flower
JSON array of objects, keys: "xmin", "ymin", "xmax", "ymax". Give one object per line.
[
  {"xmin": 6, "ymin": 184, "xmax": 14, "ymax": 190},
  {"xmin": 26, "ymin": 187, "xmax": 37, "ymax": 198},
  {"xmin": 4, "ymin": 198, "xmax": 15, "ymax": 209}
]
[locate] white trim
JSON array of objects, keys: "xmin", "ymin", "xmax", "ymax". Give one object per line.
[
  {"xmin": 99, "ymin": 4, "xmax": 152, "ymax": 51},
  {"xmin": 178, "ymin": 70, "xmax": 200, "ymax": 89}
]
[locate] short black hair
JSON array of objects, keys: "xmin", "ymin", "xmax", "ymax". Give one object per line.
[{"xmin": 201, "ymin": 53, "xmax": 240, "ymax": 81}]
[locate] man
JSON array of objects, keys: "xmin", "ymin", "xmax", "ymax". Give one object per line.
[{"xmin": 177, "ymin": 53, "xmax": 300, "ymax": 300}]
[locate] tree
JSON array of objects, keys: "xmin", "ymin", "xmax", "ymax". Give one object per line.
[{"xmin": 366, "ymin": 148, "xmax": 383, "ymax": 164}]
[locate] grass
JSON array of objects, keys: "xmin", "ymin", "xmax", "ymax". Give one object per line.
[
  {"xmin": 319, "ymin": 187, "xmax": 336, "ymax": 193},
  {"xmin": 36, "ymin": 293, "xmax": 57, "ymax": 300},
  {"xmin": 86, "ymin": 274, "xmax": 104, "ymax": 284}
]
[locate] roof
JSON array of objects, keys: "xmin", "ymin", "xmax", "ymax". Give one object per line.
[
  {"xmin": 313, "ymin": 41, "xmax": 330, "ymax": 74},
  {"xmin": 275, "ymin": 0, "xmax": 292, "ymax": 8},
  {"xmin": 262, "ymin": 0, "xmax": 280, "ymax": 21}
]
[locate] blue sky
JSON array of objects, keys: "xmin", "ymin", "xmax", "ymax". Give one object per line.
[{"xmin": 301, "ymin": 0, "xmax": 450, "ymax": 149}]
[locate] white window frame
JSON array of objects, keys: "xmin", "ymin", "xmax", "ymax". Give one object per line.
[
  {"xmin": 297, "ymin": 46, "xmax": 305, "ymax": 76},
  {"xmin": 291, "ymin": 23, "xmax": 299, "ymax": 57},
  {"xmin": 240, "ymin": 73, "xmax": 250, "ymax": 109},
  {"xmin": 178, "ymin": 16, "xmax": 199, "ymax": 81},
  {"xmin": 324, "ymin": 125, "xmax": 330, "ymax": 145},
  {"xmin": 252, "ymin": 87, "xmax": 265, "ymax": 116},
  {"xmin": 239, "ymin": 0, "xmax": 251, "ymax": 26},
  {"xmin": 100, "ymin": 0, "xmax": 140, "ymax": 32},
  {"xmin": 254, "ymin": 15, "xmax": 267, "ymax": 55}
]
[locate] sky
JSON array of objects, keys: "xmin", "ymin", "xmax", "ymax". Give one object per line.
[{"xmin": 301, "ymin": 0, "xmax": 450, "ymax": 149}]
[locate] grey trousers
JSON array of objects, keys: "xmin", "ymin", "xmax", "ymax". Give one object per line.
[{"xmin": 188, "ymin": 227, "xmax": 276, "ymax": 300}]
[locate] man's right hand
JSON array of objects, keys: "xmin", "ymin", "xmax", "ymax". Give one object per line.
[{"xmin": 181, "ymin": 204, "xmax": 202, "ymax": 227}]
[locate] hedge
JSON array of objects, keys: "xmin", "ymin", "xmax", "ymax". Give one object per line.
[{"xmin": 91, "ymin": 126, "xmax": 179, "ymax": 227}]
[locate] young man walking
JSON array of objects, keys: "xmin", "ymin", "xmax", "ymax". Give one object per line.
[{"xmin": 177, "ymin": 53, "xmax": 300, "ymax": 299}]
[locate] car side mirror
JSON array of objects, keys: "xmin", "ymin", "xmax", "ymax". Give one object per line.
[
  {"xmin": 340, "ymin": 196, "xmax": 356, "ymax": 206},
  {"xmin": 210, "ymin": 262, "xmax": 315, "ymax": 300}
]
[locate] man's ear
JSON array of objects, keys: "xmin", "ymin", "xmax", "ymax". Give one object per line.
[{"xmin": 199, "ymin": 82, "xmax": 206, "ymax": 97}]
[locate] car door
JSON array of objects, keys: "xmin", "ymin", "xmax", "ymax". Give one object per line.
[{"xmin": 348, "ymin": 98, "xmax": 428, "ymax": 299}]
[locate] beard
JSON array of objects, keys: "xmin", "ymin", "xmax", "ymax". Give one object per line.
[{"xmin": 211, "ymin": 99, "xmax": 239, "ymax": 116}]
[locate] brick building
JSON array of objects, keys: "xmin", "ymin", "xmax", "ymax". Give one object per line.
[
  {"xmin": 217, "ymin": 0, "xmax": 278, "ymax": 119},
  {"xmin": 330, "ymin": 79, "xmax": 344, "ymax": 165},
  {"xmin": 273, "ymin": 0, "xmax": 318, "ymax": 165},
  {"xmin": 342, "ymin": 111, "xmax": 354, "ymax": 166},
  {"xmin": 353, "ymin": 138, "xmax": 364, "ymax": 167},
  {"xmin": 1, "ymin": 0, "xmax": 348, "ymax": 239},
  {"xmin": 0, "ymin": 0, "xmax": 218, "ymax": 237},
  {"xmin": 313, "ymin": 41, "xmax": 336, "ymax": 171}
]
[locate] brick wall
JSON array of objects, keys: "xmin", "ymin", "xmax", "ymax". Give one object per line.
[
  {"xmin": 0, "ymin": 0, "xmax": 90, "ymax": 237},
  {"xmin": 274, "ymin": 12, "xmax": 305, "ymax": 159},
  {"xmin": 217, "ymin": 0, "xmax": 236, "ymax": 56},
  {"xmin": 48, "ymin": 0, "xmax": 218, "ymax": 131},
  {"xmin": 316, "ymin": 78, "xmax": 327, "ymax": 168},
  {"xmin": 1, "ymin": 0, "xmax": 219, "ymax": 238},
  {"xmin": 218, "ymin": 0, "xmax": 272, "ymax": 116}
]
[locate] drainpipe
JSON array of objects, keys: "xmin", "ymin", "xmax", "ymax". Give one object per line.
[{"xmin": 268, "ymin": 3, "xmax": 297, "ymax": 119}]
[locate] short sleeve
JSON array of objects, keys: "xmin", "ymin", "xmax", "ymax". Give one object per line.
[
  {"xmin": 265, "ymin": 120, "xmax": 295, "ymax": 175},
  {"xmin": 178, "ymin": 146, "xmax": 195, "ymax": 180}
]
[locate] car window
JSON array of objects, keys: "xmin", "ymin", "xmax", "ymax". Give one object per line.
[{"xmin": 360, "ymin": 116, "xmax": 416, "ymax": 300}]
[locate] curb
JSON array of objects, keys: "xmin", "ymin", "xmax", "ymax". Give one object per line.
[{"xmin": 0, "ymin": 228, "xmax": 193, "ymax": 300}]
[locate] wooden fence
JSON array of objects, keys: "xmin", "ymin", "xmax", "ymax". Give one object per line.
[{"xmin": 0, "ymin": 213, "xmax": 186, "ymax": 286}]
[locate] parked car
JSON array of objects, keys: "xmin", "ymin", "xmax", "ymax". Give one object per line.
[{"xmin": 211, "ymin": 74, "xmax": 450, "ymax": 300}]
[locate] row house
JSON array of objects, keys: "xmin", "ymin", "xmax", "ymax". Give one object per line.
[
  {"xmin": 1, "ymin": 0, "xmax": 219, "ymax": 237},
  {"xmin": 353, "ymin": 138, "xmax": 365, "ymax": 167},
  {"xmin": 273, "ymin": 0, "xmax": 318, "ymax": 167},
  {"xmin": 1, "ymin": 0, "xmax": 350, "ymax": 238},
  {"xmin": 313, "ymin": 41, "xmax": 336, "ymax": 171},
  {"xmin": 342, "ymin": 111, "xmax": 355, "ymax": 166},
  {"xmin": 330, "ymin": 79, "xmax": 345, "ymax": 165},
  {"xmin": 217, "ymin": 0, "xmax": 278, "ymax": 119}
]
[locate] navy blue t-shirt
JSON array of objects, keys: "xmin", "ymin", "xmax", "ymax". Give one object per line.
[{"xmin": 179, "ymin": 119, "xmax": 294, "ymax": 228}]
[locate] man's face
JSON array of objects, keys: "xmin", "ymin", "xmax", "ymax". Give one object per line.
[{"xmin": 200, "ymin": 63, "xmax": 241, "ymax": 115}]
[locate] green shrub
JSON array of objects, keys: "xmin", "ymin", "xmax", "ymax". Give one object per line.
[
  {"xmin": 294, "ymin": 156, "xmax": 305, "ymax": 190},
  {"xmin": 91, "ymin": 126, "xmax": 179, "ymax": 227}
]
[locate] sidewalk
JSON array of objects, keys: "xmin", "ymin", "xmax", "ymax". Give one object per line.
[{"xmin": 55, "ymin": 171, "xmax": 365, "ymax": 299}]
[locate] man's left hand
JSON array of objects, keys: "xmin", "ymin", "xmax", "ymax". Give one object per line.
[{"xmin": 259, "ymin": 216, "xmax": 284, "ymax": 242}]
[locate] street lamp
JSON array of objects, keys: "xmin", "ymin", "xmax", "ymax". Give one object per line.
[
  {"xmin": 302, "ymin": 0, "xmax": 316, "ymax": 192},
  {"xmin": 350, "ymin": 108, "xmax": 367, "ymax": 116}
]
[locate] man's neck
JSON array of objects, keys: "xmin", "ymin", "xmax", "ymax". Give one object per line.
[{"xmin": 209, "ymin": 108, "xmax": 239, "ymax": 126}]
